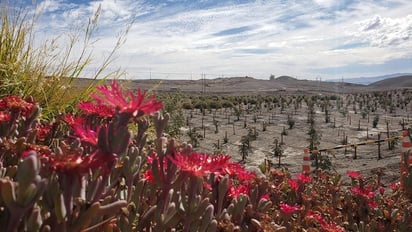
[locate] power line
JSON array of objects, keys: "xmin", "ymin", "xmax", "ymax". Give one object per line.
[{"xmin": 130, "ymin": 70, "xmax": 249, "ymax": 79}]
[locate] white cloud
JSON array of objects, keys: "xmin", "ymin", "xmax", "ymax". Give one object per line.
[
  {"xmin": 24, "ymin": 0, "xmax": 412, "ymax": 79},
  {"xmin": 357, "ymin": 14, "xmax": 412, "ymax": 47}
]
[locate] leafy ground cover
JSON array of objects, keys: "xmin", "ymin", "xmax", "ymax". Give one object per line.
[{"xmin": 0, "ymin": 81, "xmax": 411, "ymax": 231}]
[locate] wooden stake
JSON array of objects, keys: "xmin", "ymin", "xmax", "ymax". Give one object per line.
[
  {"xmin": 386, "ymin": 120, "xmax": 391, "ymax": 150},
  {"xmin": 378, "ymin": 133, "xmax": 381, "ymax": 160},
  {"xmin": 354, "ymin": 145, "xmax": 357, "ymax": 160},
  {"xmin": 366, "ymin": 127, "xmax": 369, "ymax": 140},
  {"xmin": 344, "ymin": 135, "xmax": 348, "ymax": 155}
]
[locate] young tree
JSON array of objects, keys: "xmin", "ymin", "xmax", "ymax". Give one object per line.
[
  {"xmin": 239, "ymin": 135, "xmax": 250, "ymax": 161},
  {"xmin": 373, "ymin": 115, "xmax": 379, "ymax": 128},
  {"xmin": 287, "ymin": 114, "xmax": 295, "ymax": 129},
  {"xmin": 272, "ymin": 138, "xmax": 283, "ymax": 167},
  {"xmin": 307, "ymin": 100, "xmax": 321, "ymax": 152}
]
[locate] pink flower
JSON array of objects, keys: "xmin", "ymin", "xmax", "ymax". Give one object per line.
[
  {"xmin": 389, "ymin": 181, "xmax": 400, "ymax": 191},
  {"xmin": 280, "ymin": 203, "xmax": 301, "ymax": 214},
  {"xmin": 260, "ymin": 193, "xmax": 269, "ymax": 201},
  {"xmin": 379, "ymin": 187, "xmax": 385, "ymax": 195},
  {"xmin": 71, "ymin": 124, "xmax": 99, "ymax": 146},
  {"xmin": 143, "ymin": 170, "xmax": 154, "ymax": 182},
  {"xmin": 228, "ymin": 184, "xmax": 249, "ymax": 198},
  {"xmin": 368, "ymin": 200, "xmax": 378, "ymax": 209},
  {"xmin": 347, "ymin": 170, "xmax": 362, "ymax": 179},
  {"xmin": 47, "ymin": 149, "xmax": 116, "ymax": 176},
  {"xmin": 295, "ymin": 173, "xmax": 312, "ymax": 184},
  {"xmin": 350, "ymin": 186, "xmax": 375, "ymax": 199},
  {"xmin": 91, "ymin": 80, "xmax": 163, "ymax": 117},
  {"xmin": 77, "ymin": 101, "xmax": 115, "ymax": 118},
  {"xmin": 0, "ymin": 95, "xmax": 35, "ymax": 116},
  {"xmin": 48, "ymin": 153, "xmax": 92, "ymax": 175},
  {"xmin": 0, "ymin": 111, "xmax": 10, "ymax": 122},
  {"xmin": 222, "ymin": 162, "xmax": 256, "ymax": 181},
  {"xmin": 169, "ymin": 152, "xmax": 231, "ymax": 177},
  {"xmin": 306, "ymin": 211, "xmax": 345, "ymax": 232},
  {"xmin": 306, "ymin": 211, "xmax": 324, "ymax": 221},
  {"xmin": 36, "ymin": 123, "xmax": 52, "ymax": 142},
  {"xmin": 61, "ymin": 114, "xmax": 85, "ymax": 126},
  {"xmin": 288, "ymin": 178, "xmax": 299, "ymax": 191}
]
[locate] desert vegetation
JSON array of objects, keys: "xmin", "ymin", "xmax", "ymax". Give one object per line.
[
  {"xmin": 1, "ymin": 2, "xmax": 412, "ymax": 232},
  {"xmin": 168, "ymin": 91, "xmax": 412, "ymax": 175}
]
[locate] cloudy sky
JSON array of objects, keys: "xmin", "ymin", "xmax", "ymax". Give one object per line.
[{"xmin": 18, "ymin": 0, "xmax": 412, "ymax": 80}]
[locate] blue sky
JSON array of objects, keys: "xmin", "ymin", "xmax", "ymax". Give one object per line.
[{"xmin": 14, "ymin": 0, "xmax": 412, "ymax": 80}]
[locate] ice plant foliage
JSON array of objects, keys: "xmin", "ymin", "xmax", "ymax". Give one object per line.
[{"xmin": 0, "ymin": 82, "xmax": 411, "ymax": 231}]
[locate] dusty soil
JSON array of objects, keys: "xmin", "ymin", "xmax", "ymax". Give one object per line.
[
  {"xmin": 72, "ymin": 76, "xmax": 412, "ymax": 185},
  {"xmin": 179, "ymin": 101, "xmax": 410, "ymax": 186}
]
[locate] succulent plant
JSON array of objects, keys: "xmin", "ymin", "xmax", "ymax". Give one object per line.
[{"xmin": 0, "ymin": 82, "xmax": 411, "ymax": 232}]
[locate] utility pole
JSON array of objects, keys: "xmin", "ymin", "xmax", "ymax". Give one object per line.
[{"xmin": 201, "ymin": 73, "xmax": 205, "ymax": 94}]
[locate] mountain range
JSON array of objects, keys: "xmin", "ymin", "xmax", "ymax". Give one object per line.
[
  {"xmin": 72, "ymin": 73, "xmax": 412, "ymax": 95},
  {"xmin": 328, "ymin": 73, "xmax": 412, "ymax": 85}
]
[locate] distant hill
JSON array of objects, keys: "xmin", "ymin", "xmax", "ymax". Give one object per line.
[
  {"xmin": 369, "ymin": 75, "xmax": 412, "ymax": 88},
  {"xmin": 329, "ymin": 73, "xmax": 412, "ymax": 85},
  {"xmin": 275, "ymin": 76, "xmax": 297, "ymax": 81},
  {"xmin": 70, "ymin": 74, "xmax": 411, "ymax": 95}
]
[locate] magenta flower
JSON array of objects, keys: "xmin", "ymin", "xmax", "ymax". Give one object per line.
[
  {"xmin": 260, "ymin": 193, "xmax": 269, "ymax": 201},
  {"xmin": 143, "ymin": 169, "xmax": 154, "ymax": 182},
  {"xmin": 77, "ymin": 101, "xmax": 115, "ymax": 118},
  {"xmin": 368, "ymin": 200, "xmax": 378, "ymax": 209},
  {"xmin": 90, "ymin": 80, "xmax": 163, "ymax": 117},
  {"xmin": 389, "ymin": 181, "xmax": 400, "ymax": 191},
  {"xmin": 228, "ymin": 184, "xmax": 250, "ymax": 198},
  {"xmin": 48, "ymin": 153, "xmax": 92, "ymax": 175},
  {"xmin": 0, "ymin": 111, "xmax": 10, "ymax": 122},
  {"xmin": 61, "ymin": 114, "xmax": 85, "ymax": 126},
  {"xmin": 71, "ymin": 123, "xmax": 99, "ymax": 146},
  {"xmin": 306, "ymin": 211, "xmax": 345, "ymax": 232},
  {"xmin": 222, "ymin": 162, "xmax": 256, "ymax": 181},
  {"xmin": 280, "ymin": 203, "xmax": 301, "ymax": 214},
  {"xmin": 169, "ymin": 152, "xmax": 231, "ymax": 177},
  {"xmin": 63, "ymin": 114, "xmax": 99, "ymax": 146},
  {"xmin": 288, "ymin": 178, "xmax": 299, "ymax": 191},
  {"xmin": 350, "ymin": 186, "xmax": 375, "ymax": 200},
  {"xmin": 35, "ymin": 123, "xmax": 52, "ymax": 142},
  {"xmin": 347, "ymin": 170, "xmax": 362, "ymax": 179},
  {"xmin": 295, "ymin": 173, "xmax": 312, "ymax": 184},
  {"xmin": 0, "ymin": 95, "xmax": 34, "ymax": 116},
  {"xmin": 379, "ymin": 187, "xmax": 385, "ymax": 195}
]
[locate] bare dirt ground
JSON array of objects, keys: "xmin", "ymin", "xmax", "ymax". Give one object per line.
[
  {"xmin": 179, "ymin": 101, "xmax": 410, "ymax": 187},
  {"xmin": 72, "ymin": 76, "xmax": 412, "ymax": 186}
]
